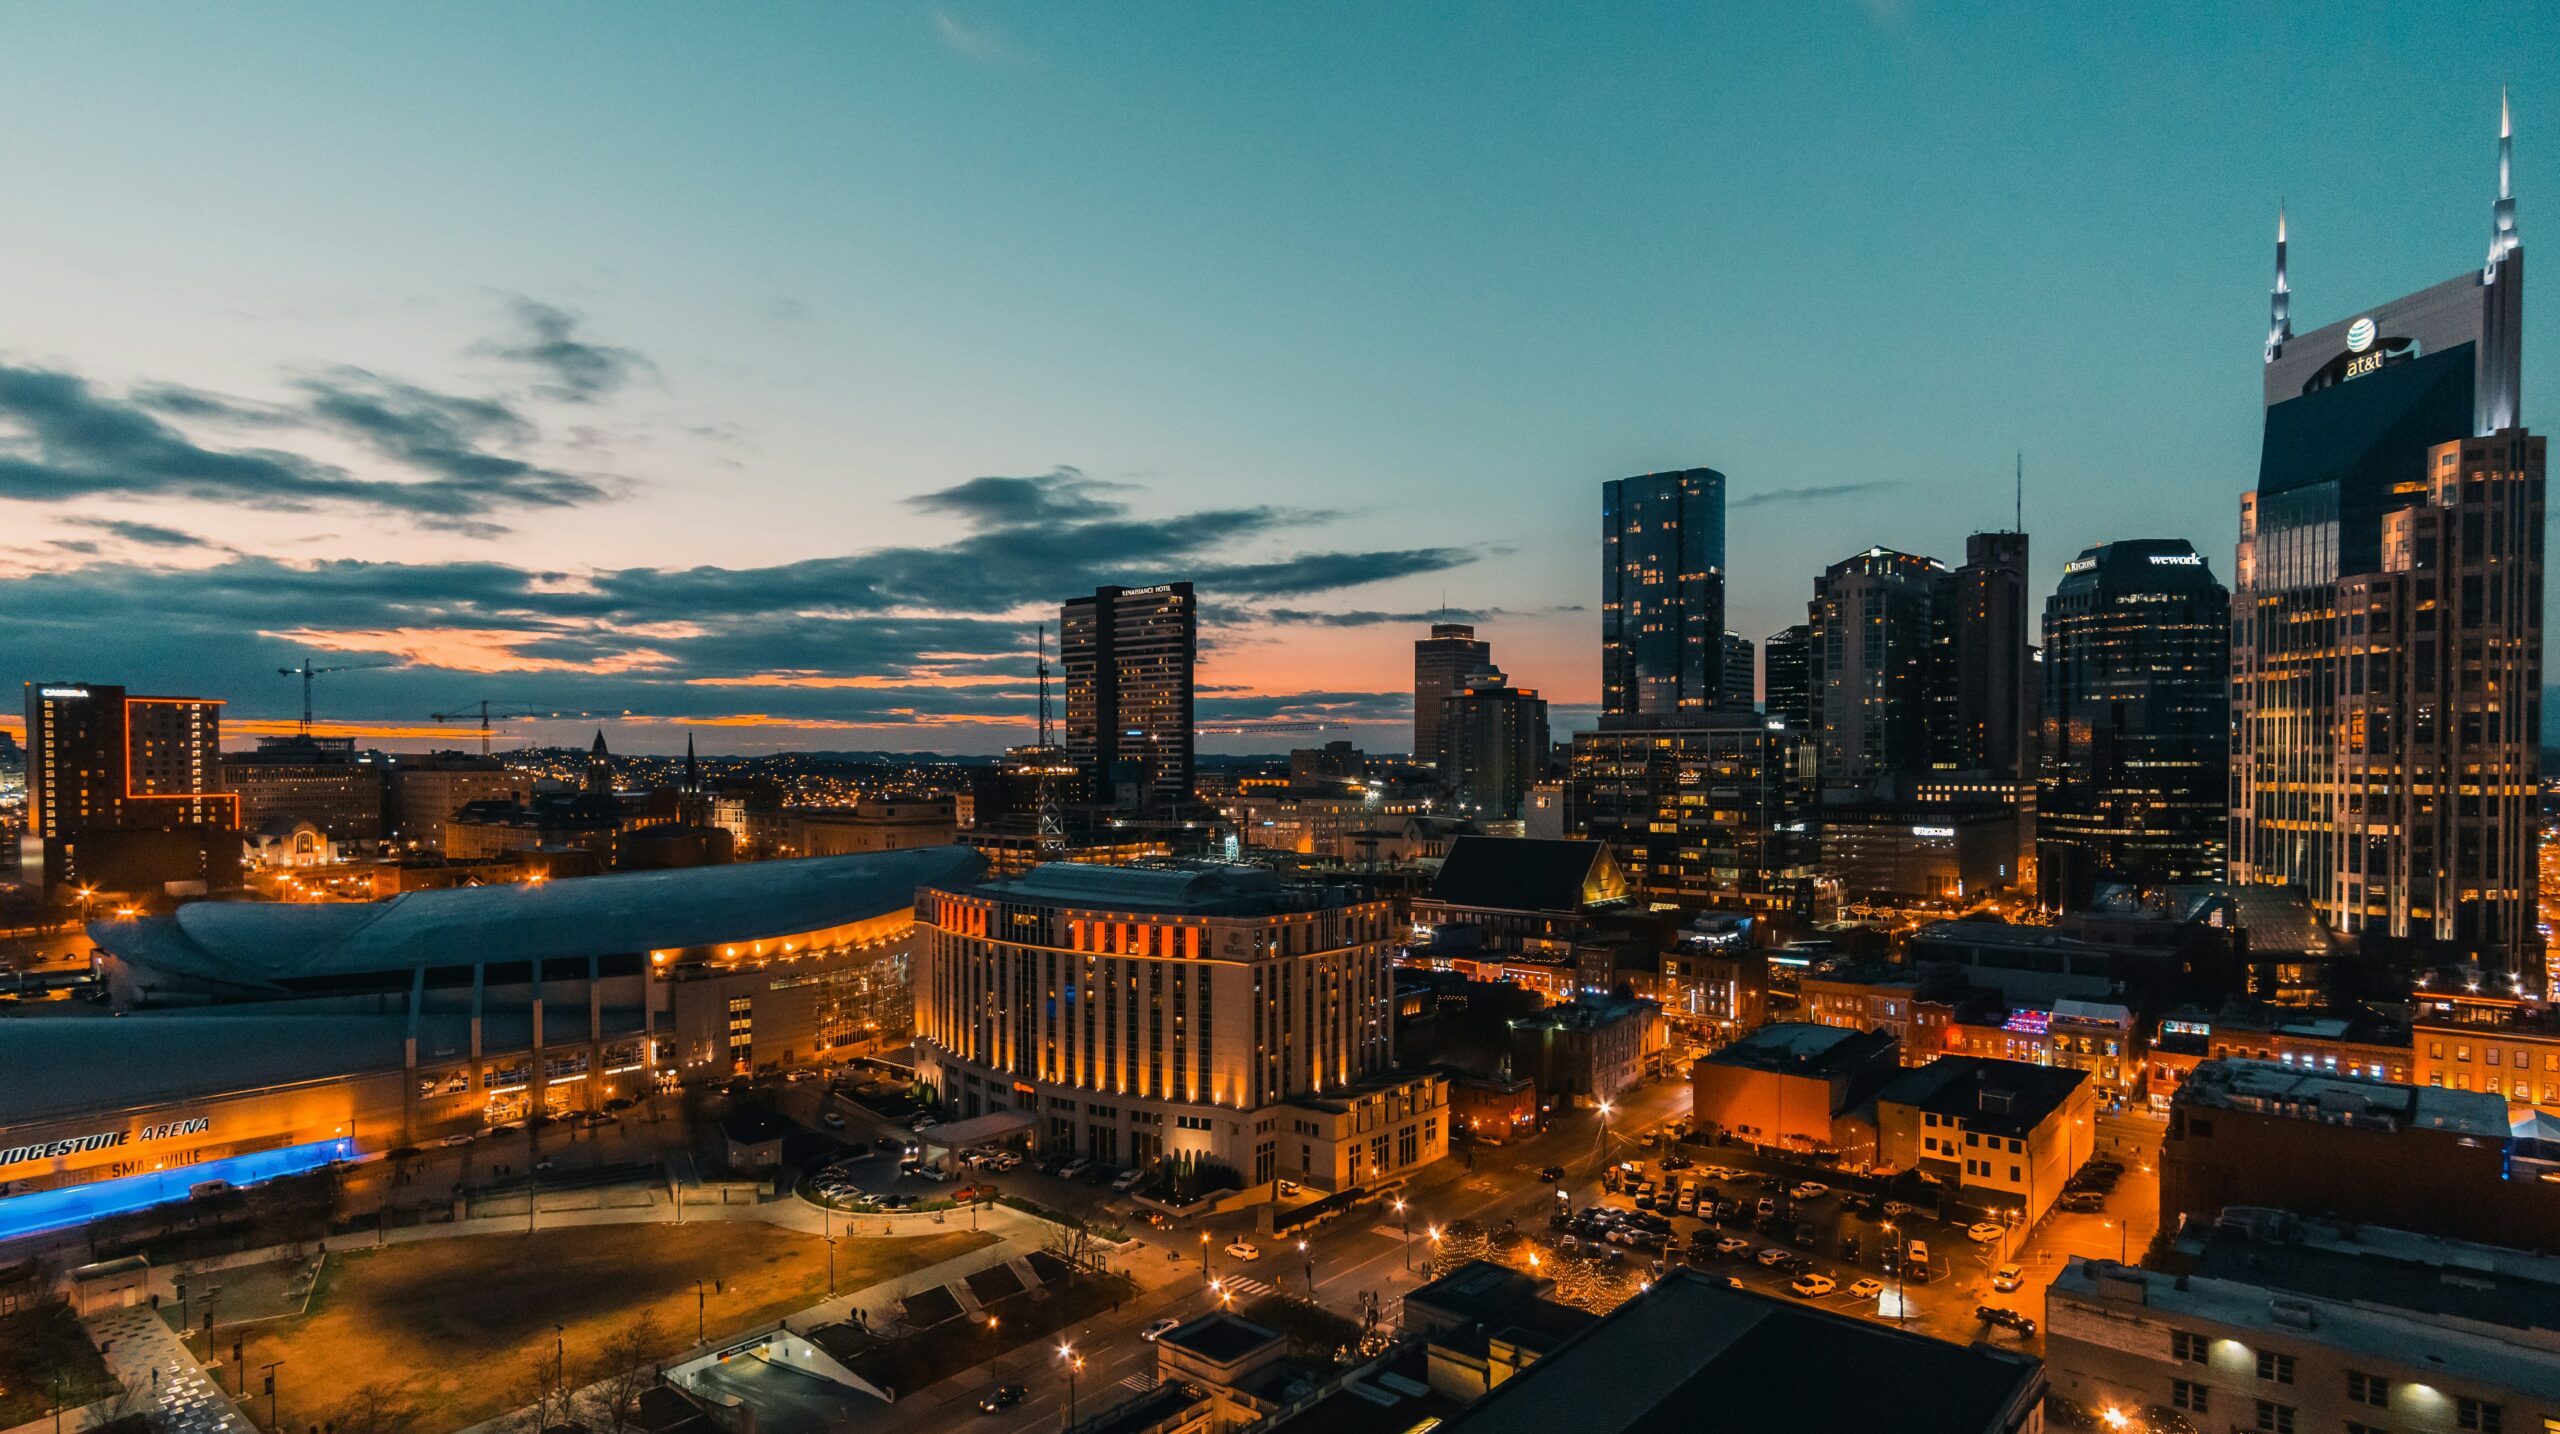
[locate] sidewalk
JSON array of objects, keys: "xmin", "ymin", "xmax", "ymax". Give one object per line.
[{"xmin": 81, "ymin": 1304, "xmax": 252, "ymax": 1434}]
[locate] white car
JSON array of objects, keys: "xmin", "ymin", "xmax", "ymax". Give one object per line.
[
  {"xmin": 1715, "ymin": 1235, "xmax": 1752, "ymax": 1256},
  {"xmin": 1224, "ymin": 1242, "xmax": 1263, "ymax": 1261},
  {"xmin": 821, "ymin": 1111, "xmax": 846, "ymax": 1129},
  {"xmin": 1112, "ymin": 1169, "xmax": 1146, "ymax": 1191},
  {"xmin": 1967, "ymin": 1220, "xmax": 2007, "ymax": 1244},
  {"xmin": 1756, "ymin": 1247, "xmax": 1791, "ymax": 1267},
  {"xmin": 1848, "ymin": 1278, "xmax": 1886, "ymax": 1300},
  {"xmin": 1789, "ymin": 1273, "xmax": 1837, "ymax": 1297},
  {"xmin": 1141, "ymin": 1318, "xmax": 1181, "ymax": 1341},
  {"xmin": 439, "ymin": 1132, "xmax": 474, "ymax": 1147},
  {"xmin": 1788, "ymin": 1182, "xmax": 1829, "ymax": 1200}
]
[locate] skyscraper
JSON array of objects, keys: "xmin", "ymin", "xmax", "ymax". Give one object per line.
[
  {"xmin": 1951, "ymin": 530, "xmax": 2033, "ymax": 784},
  {"xmin": 1438, "ymin": 667, "xmax": 1550, "ymax": 820},
  {"xmin": 1763, "ymin": 625, "xmax": 1815, "ymax": 732},
  {"xmin": 1062, "ymin": 582, "xmax": 1198, "ymax": 808},
  {"xmin": 1809, "ymin": 547, "xmax": 1948, "ymax": 787},
  {"xmin": 2232, "ymin": 100, "xmax": 2539, "ymax": 975},
  {"xmin": 2038, "ymin": 539, "xmax": 2231, "ymax": 909},
  {"xmin": 21, "ymin": 681, "xmax": 239, "ymax": 896},
  {"xmin": 1601, "ymin": 468, "xmax": 1727, "ymax": 721},
  {"xmin": 1719, "ymin": 632, "xmax": 1757, "ymax": 711},
  {"xmin": 1413, "ymin": 621, "xmax": 1493, "ymax": 762}
]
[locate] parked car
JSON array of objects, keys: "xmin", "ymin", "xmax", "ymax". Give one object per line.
[
  {"xmin": 1789, "ymin": 1273, "xmax": 1837, "ymax": 1297},
  {"xmin": 1225, "ymin": 1242, "xmax": 1263, "ymax": 1261},
  {"xmin": 1975, "ymin": 1305, "xmax": 2036, "ymax": 1336},
  {"xmin": 1848, "ymin": 1277, "xmax": 1886, "ymax": 1300},
  {"xmin": 1792, "ymin": 1223, "xmax": 1819, "ymax": 1250},
  {"xmin": 1967, "ymin": 1220, "xmax": 2007, "ymax": 1244},
  {"xmin": 1788, "ymin": 1182, "xmax": 1829, "ymax": 1201},
  {"xmin": 1777, "ymin": 1254, "xmax": 1815, "ymax": 1277},
  {"xmin": 1992, "ymin": 1263, "xmax": 2025, "ymax": 1292},
  {"xmin": 979, "ymin": 1384, "xmax": 1028, "ymax": 1413},
  {"xmin": 1058, "ymin": 1158, "xmax": 1091, "ymax": 1180},
  {"xmin": 1112, "ymin": 1168, "xmax": 1146, "ymax": 1191},
  {"xmin": 1277, "ymin": 1178, "xmax": 1302, "ymax": 1195},
  {"xmin": 439, "ymin": 1132, "xmax": 474, "ymax": 1147},
  {"xmin": 1141, "ymin": 1318, "xmax": 1181, "ymax": 1341},
  {"xmin": 1756, "ymin": 1247, "xmax": 1791, "ymax": 1267},
  {"xmin": 821, "ymin": 1111, "xmax": 846, "ymax": 1129},
  {"xmin": 1838, "ymin": 1234, "xmax": 1860, "ymax": 1262},
  {"xmin": 1716, "ymin": 1235, "xmax": 1752, "ymax": 1256},
  {"xmin": 2060, "ymin": 1190, "xmax": 2106, "ymax": 1212}
]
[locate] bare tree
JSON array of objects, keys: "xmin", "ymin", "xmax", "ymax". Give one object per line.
[
  {"xmin": 574, "ymin": 1314, "xmax": 668, "ymax": 1433},
  {"xmin": 1041, "ymin": 1221, "xmax": 1098, "ymax": 1281},
  {"xmin": 328, "ymin": 1382, "xmax": 421, "ymax": 1434}
]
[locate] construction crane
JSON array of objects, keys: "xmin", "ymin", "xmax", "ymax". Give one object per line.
[
  {"xmin": 1196, "ymin": 721, "xmax": 1329, "ymax": 736},
  {"xmin": 429, "ymin": 701, "xmax": 670, "ymax": 756},
  {"xmin": 431, "ymin": 699, "xmax": 543, "ymax": 758},
  {"xmin": 277, "ymin": 658, "xmax": 397, "ymax": 737}
]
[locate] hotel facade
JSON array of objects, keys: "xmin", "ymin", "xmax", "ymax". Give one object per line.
[{"xmin": 913, "ymin": 862, "xmax": 1447, "ymax": 1191}]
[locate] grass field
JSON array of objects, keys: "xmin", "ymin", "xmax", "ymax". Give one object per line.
[{"xmin": 228, "ymin": 1221, "xmax": 995, "ymax": 1431}]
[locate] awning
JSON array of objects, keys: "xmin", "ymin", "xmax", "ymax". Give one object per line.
[{"xmin": 918, "ymin": 1109, "xmax": 1036, "ymax": 1153}]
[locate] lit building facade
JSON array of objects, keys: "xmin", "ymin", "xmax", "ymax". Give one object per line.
[
  {"xmin": 223, "ymin": 736, "xmax": 384, "ymax": 846},
  {"xmin": 1413, "ymin": 621, "xmax": 1493, "ymax": 763},
  {"xmin": 21, "ymin": 681, "xmax": 240, "ymax": 896},
  {"xmin": 2232, "ymin": 113, "xmax": 2538, "ymax": 980},
  {"xmin": 1568, "ymin": 715, "xmax": 1820, "ymax": 917},
  {"xmin": 913, "ymin": 862, "xmax": 1446, "ymax": 1189},
  {"xmin": 1438, "ymin": 668, "xmax": 1549, "ymax": 820},
  {"xmin": 1063, "ymin": 582, "xmax": 1197, "ymax": 809},
  {"xmin": 1601, "ymin": 468, "xmax": 1727, "ymax": 721},
  {"xmin": 1761, "ymin": 624, "xmax": 1814, "ymax": 733},
  {"xmin": 1809, "ymin": 548, "xmax": 1948, "ymax": 788},
  {"xmin": 2038, "ymin": 539, "xmax": 2231, "ymax": 909},
  {"xmin": 1718, "ymin": 631, "xmax": 1756, "ymax": 711}
]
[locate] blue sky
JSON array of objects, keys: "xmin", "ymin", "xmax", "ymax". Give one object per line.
[{"xmin": 0, "ymin": 3, "xmax": 2552, "ymax": 752}]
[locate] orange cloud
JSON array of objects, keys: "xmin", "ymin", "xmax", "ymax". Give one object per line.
[
  {"xmin": 684, "ymin": 670, "xmax": 1024, "ymax": 690},
  {"xmin": 0, "ymin": 714, "xmax": 24, "ymax": 738},
  {"xmin": 225, "ymin": 719, "xmax": 481, "ymax": 741},
  {"xmin": 263, "ymin": 626, "xmax": 672, "ymax": 675},
  {"xmin": 623, "ymin": 711, "xmax": 1028, "ymax": 731}
]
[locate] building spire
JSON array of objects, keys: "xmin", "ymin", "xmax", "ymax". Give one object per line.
[
  {"xmin": 2490, "ymin": 87, "xmax": 2519, "ymax": 271},
  {"xmin": 2266, "ymin": 201, "xmax": 2292, "ymax": 363}
]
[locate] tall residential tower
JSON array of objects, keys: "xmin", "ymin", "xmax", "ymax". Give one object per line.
[
  {"xmin": 1601, "ymin": 469, "xmax": 1728, "ymax": 721},
  {"xmin": 1062, "ymin": 583, "xmax": 1198, "ymax": 809}
]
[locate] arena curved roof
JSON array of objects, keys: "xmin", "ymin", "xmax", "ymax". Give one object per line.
[{"xmin": 90, "ymin": 845, "xmax": 982, "ymax": 991}]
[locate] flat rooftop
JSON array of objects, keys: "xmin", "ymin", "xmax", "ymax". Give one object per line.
[
  {"xmin": 1698, "ymin": 1021, "xmax": 1896, "ymax": 1077},
  {"xmin": 1878, "ymin": 1056, "xmax": 2089, "ymax": 1140},
  {"xmin": 2193, "ymin": 1213, "xmax": 2560, "ymax": 1335},
  {"xmin": 1440, "ymin": 1270, "xmax": 2041, "ymax": 1434},
  {"xmin": 958, "ymin": 861, "xmax": 1367, "ymax": 916},
  {"xmin": 2052, "ymin": 1257, "xmax": 2560, "ymax": 1397},
  {"xmin": 2175, "ymin": 1057, "xmax": 2508, "ymax": 1137}
]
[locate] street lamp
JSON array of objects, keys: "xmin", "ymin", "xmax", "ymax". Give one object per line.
[
  {"xmin": 1883, "ymin": 1220, "xmax": 1905, "ymax": 1321},
  {"xmin": 1392, "ymin": 1198, "xmax": 1412, "ymax": 1271},
  {"xmin": 1297, "ymin": 1240, "xmax": 1313, "ymax": 1297},
  {"xmin": 1199, "ymin": 1231, "xmax": 1211, "ymax": 1287},
  {"xmin": 1058, "ymin": 1344, "xmax": 1083, "ymax": 1429},
  {"xmin": 695, "ymin": 1279, "xmax": 707, "ymax": 1343}
]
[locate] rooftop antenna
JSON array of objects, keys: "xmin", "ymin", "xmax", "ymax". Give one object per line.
[
  {"xmin": 1034, "ymin": 623, "xmax": 1063, "ymax": 855},
  {"xmin": 2014, "ymin": 451, "xmax": 2023, "ymax": 533},
  {"xmin": 1035, "ymin": 622, "xmax": 1053, "ymax": 747}
]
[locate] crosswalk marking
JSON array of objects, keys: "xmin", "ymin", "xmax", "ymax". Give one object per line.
[{"xmin": 1219, "ymin": 1274, "xmax": 1275, "ymax": 1298}]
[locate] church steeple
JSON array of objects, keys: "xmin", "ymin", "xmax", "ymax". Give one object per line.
[
  {"xmin": 2266, "ymin": 202, "xmax": 2292, "ymax": 363},
  {"xmin": 2490, "ymin": 87, "xmax": 2519, "ymax": 271},
  {"xmin": 582, "ymin": 728, "xmax": 612, "ymax": 795}
]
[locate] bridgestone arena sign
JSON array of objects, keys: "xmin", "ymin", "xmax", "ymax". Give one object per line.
[{"xmin": 2, "ymin": 1117, "xmax": 210, "ymax": 1167}]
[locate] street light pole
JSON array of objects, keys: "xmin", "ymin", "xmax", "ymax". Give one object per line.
[
  {"xmin": 1298, "ymin": 1240, "xmax": 1313, "ymax": 1298},
  {"xmin": 695, "ymin": 1280, "xmax": 706, "ymax": 1344},
  {"xmin": 1199, "ymin": 1232, "xmax": 1211, "ymax": 1288},
  {"xmin": 259, "ymin": 1361, "xmax": 282, "ymax": 1432},
  {"xmin": 1392, "ymin": 1198, "xmax": 1411, "ymax": 1271},
  {"xmin": 1058, "ymin": 1345, "xmax": 1082, "ymax": 1430}
]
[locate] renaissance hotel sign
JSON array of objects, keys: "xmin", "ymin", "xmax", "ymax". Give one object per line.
[{"xmin": 1, "ymin": 1117, "xmax": 210, "ymax": 1169}]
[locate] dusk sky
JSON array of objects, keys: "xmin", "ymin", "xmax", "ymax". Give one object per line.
[{"xmin": 2, "ymin": 3, "xmax": 2554, "ymax": 754}]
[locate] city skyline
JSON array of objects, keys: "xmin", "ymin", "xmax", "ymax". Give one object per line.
[{"xmin": 1, "ymin": 6, "xmax": 2553, "ymax": 753}]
